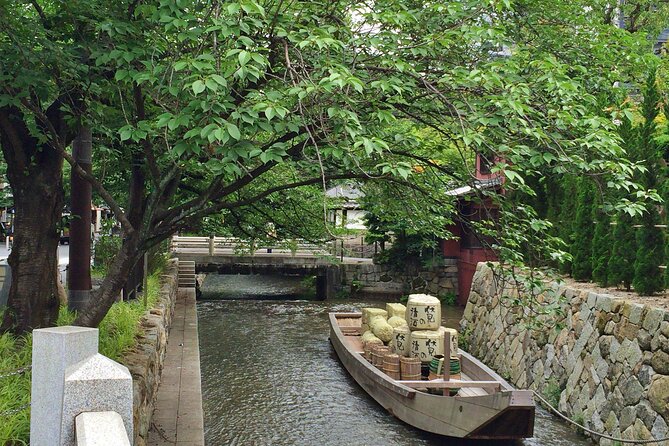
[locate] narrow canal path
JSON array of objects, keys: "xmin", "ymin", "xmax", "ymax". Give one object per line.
[{"xmin": 199, "ymin": 275, "xmax": 591, "ymax": 446}]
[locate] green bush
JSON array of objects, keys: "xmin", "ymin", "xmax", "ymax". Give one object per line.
[
  {"xmin": 541, "ymin": 377, "xmax": 562, "ymax": 409},
  {"xmin": 94, "ymin": 233, "xmax": 122, "ymax": 272},
  {"xmin": 439, "ymin": 291, "xmax": 457, "ymax": 306},
  {"xmin": 570, "ymin": 178, "xmax": 594, "ymax": 281},
  {"xmin": 591, "ymin": 210, "xmax": 611, "ymax": 287},
  {"xmin": 633, "ymin": 211, "xmax": 665, "ymax": 295},
  {"xmin": 608, "ymin": 212, "xmax": 636, "ymax": 291}
]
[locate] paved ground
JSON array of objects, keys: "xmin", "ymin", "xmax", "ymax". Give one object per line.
[{"xmin": 148, "ymin": 288, "xmax": 205, "ymax": 446}]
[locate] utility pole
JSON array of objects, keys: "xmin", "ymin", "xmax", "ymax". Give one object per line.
[{"xmin": 68, "ymin": 127, "xmax": 92, "ymax": 312}]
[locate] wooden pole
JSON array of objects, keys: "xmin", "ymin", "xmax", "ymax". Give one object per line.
[
  {"xmin": 68, "ymin": 127, "xmax": 93, "ymax": 312},
  {"xmin": 443, "ymin": 335, "xmax": 451, "ymax": 396}
]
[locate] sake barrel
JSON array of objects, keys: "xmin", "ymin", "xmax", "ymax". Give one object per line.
[
  {"xmin": 370, "ymin": 316, "xmax": 394, "ymax": 343},
  {"xmin": 386, "ymin": 302, "xmax": 407, "ymax": 319},
  {"xmin": 410, "ymin": 329, "xmax": 445, "ymax": 363},
  {"xmin": 392, "ymin": 326, "xmax": 411, "ymax": 357},
  {"xmin": 362, "ymin": 308, "xmax": 387, "ymax": 326},
  {"xmin": 400, "ymin": 356, "xmax": 421, "ymax": 380},
  {"xmin": 405, "ymin": 294, "xmax": 441, "ymax": 330},
  {"xmin": 382, "ymin": 353, "xmax": 401, "ymax": 380},
  {"xmin": 372, "ymin": 345, "xmax": 390, "ymax": 367},
  {"xmin": 363, "ymin": 342, "xmax": 375, "ymax": 362},
  {"xmin": 387, "ymin": 316, "xmax": 408, "ymax": 328},
  {"xmin": 439, "ymin": 327, "xmax": 459, "ymax": 355}
]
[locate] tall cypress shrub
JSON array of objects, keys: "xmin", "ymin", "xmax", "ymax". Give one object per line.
[
  {"xmin": 608, "ymin": 212, "xmax": 637, "ymax": 291},
  {"xmin": 608, "ymin": 115, "xmax": 637, "ymax": 291},
  {"xmin": 592, "ymin": 208, "xmax": 612, "ymax": 286},
  {"xmin": 632, "ymin": 69, "xmax": 665, "ymax": 295},
  {"xmin": 558, "ymin": 178, "xmax": 577, "ymax": 275},
  {"xmin": 571, "ymin": 177, "xmax": 595, "ymax": 281}
]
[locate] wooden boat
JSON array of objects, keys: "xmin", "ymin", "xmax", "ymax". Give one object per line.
[{"xmin": 329, "ymin": 312, "xmax": 535, "ymax": 439}]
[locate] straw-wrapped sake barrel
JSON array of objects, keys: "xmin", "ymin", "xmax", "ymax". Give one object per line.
[
  {"xmin": 410, "ymin": 329, "xmax": 445, "ymax": 363},
  {"xmin": 439, "ymin": 327, "xmax": 459, "ymax": 354},
  {"xmin": 387, "ymin": 316, "xmax": 408, "ymax": 328},
  {"xmin": 370, "ymin": 316, "xmax": 394, "ymax": 343},
  {"xmin": 405, "ymin": 294, "xmax": 441, "ymax": 330},
  {"xmin": 392, "ymin": 326, "xmax": 411, "ymax": 357},
  {"xmin": 386, "ymin": 303, "xmax": 407, "ymax": 319}
]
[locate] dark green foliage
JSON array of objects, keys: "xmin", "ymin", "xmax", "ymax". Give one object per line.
[
  {"xmin": 570, "ymin": 178, "xmax": 595, "ymax": 281},
  {"xmin": 608, "ymin": 212, "xmax": 637, "ymax": 291},
  {"xmin": 557, "ymin": 179, "xmax": 577, "ymax": 274},
  {"xmin": 592, "ymin": 210, "xmax": 612, "ymax": 286},
  {"xmin": 632, "ymin": 69, "xmax": 665, "ymax": 295},
  {"xmin": 633, "ymin": 210, "xmax": 665, "ymax": 294}
]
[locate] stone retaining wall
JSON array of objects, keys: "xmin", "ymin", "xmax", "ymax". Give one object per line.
[
  {"xmin": 121, "ymin": 259, "xmax": 179, "ymax": 446},
  {"xmin": 461, "ymin": 263, "xmax": 669, "ymax": 445},
  {"xmin": 340, "ymin": 259, "xmax": 458, "ymax": 298}
]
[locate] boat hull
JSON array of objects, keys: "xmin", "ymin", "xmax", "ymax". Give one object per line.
[{"xmin": 329, "ymin": 313, "xmax": 534, "ymax": 439}]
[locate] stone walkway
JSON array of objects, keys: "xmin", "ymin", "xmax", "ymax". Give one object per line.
[{"xmin": 147, "ymin": 288, "xmax": 205, "ymax": 446}]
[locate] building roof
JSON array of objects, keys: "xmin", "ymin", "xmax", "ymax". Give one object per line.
[{"xmin": 445, "ymin": 177, "xmax": 503, "ymax": 197}]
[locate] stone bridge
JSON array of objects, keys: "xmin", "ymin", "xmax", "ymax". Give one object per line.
[{"xmin": 170, "ymin": 236, "xmax": 372, "ymax": 299}]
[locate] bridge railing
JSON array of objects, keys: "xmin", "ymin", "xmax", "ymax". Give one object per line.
[{"xmin": 170, "ymin": 236, "xmax": 330, "ymax": 256}]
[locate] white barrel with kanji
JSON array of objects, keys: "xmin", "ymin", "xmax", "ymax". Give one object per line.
[
  {"xmin": 405, "ymin": 294, "xmax": 441, "ymax": 330},
  {"xmin": 392, "ymin": 326, "xmax": 411, "ymax": 357},
  {"xmin": 410, "ymin": 329, "xmax": 444, "ymax": 363}
]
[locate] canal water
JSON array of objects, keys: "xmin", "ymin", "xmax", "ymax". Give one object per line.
[{"xmin": 198, "ymin": 274, "xmax": 591, "ymax": 446}]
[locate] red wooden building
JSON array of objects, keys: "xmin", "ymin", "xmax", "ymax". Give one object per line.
[{"xmin": 441, "ymin": 154, "xmax": 502, "ymax": 305}]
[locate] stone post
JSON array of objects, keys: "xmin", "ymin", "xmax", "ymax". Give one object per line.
[
  {"xmin": 75, "ymin": 412, "xmax": 131, "ymax": 446},
  {"xmin": 60, "ymin": 354, "xmax": 133, "ymax": 444},
  {"xmin": 30, "ymin": 326, "xmax": 99, "ymax": 446},
  {"xmin": 31, "ymin": 326, "xmax": 134, "ymax": 446}
]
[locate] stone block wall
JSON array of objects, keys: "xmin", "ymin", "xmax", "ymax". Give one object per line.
[
  {"xmin": 121, "ymin": 259, "xmax": 179, "ymax": 446},
  {"xmin": 461, "ymin": 263, "xmax": 669, "ymax": 445},
  {"xmin": 340, "ymin": 259, "xmax": 458, "ymax": 298}
]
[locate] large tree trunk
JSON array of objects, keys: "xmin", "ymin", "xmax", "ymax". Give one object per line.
[
  {"xmin": 74, "ymin": 234, "xmax": 142, "ymax": 327},
  {"xmin": 0, "ymin": 106, "xmax": 65, "ymax": 334}
]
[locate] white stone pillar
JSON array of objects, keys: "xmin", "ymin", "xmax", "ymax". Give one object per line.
[
  {"xmin": 75, "ymin": 412, "xmax": 131, "ymax": 446},
  {"xmin": 30, "ymin": 326, "xmax": 99, "ymax": 446},
  {"xmin": 60, "ymin": 354, "xmax": 133, "ymax": 445}
]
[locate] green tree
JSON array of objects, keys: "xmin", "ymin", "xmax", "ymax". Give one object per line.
[
  {"xmin": 571, "ymin": 178, "xmax": 595, "ymax": 281},
  {"xmin": 592, "ymin": 208, "xmax": 612, "ymax": 286},
  {"xmin": 608, "ymin": 115, "xmax": 639, "ymax": 291},
  {"xmin": 632, "ymin": 70, "xmax": 665, "ymax": 295},
  {"xmin": 609, "ymin": 212, "xmax": 637, "ymax": 290},
  {"xmin": 0, "ymin": 0, "xmax": 660, "ymax": 332}
]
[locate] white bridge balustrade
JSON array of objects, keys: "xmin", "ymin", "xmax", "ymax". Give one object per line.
[
  {"xmin": 170, "ymin": 235, "xmax": 330, "ymax": 256},
  {"xmin": 30, "ymin": 326, "xmax": 133, "ymax": 446}
]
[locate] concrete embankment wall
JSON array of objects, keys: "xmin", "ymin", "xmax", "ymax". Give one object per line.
[
  {"xmin": 340, "ymin": 259, "xmax": 458, "ymax": 299},
  {"xmin": 121, "ymin": 259, "xmax": 179, "ymax": 446},
  {"xmin": 461, "ymin": 263, "xmax": 669, "ymax": 445}
]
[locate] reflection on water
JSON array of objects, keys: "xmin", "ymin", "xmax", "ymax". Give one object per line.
[{"xmin": 198, "ymin": 274, "xmax": 590, "ymax": 446}]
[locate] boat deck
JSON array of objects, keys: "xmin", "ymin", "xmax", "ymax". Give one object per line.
[{"xmin": 342, "ymin": 325, "xmax": 489, "ymax": 397}]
